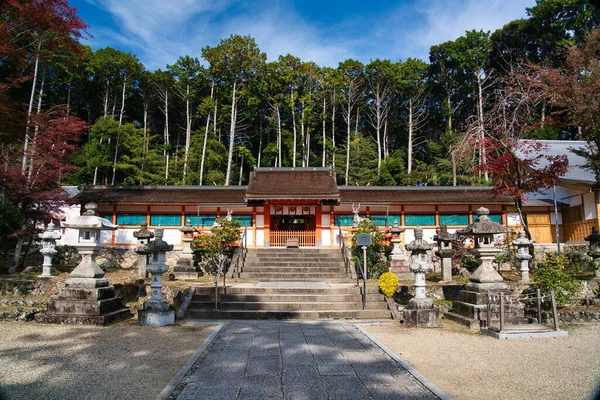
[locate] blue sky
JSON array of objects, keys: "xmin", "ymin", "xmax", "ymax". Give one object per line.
[{"xmin": 71, "ymin": 0, "xmax": 536, "ymax": 71}]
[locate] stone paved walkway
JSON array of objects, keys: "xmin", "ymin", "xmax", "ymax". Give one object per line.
[{"xmin": 172, "ymin": 321, "xmax": 441, "ymax": 400}]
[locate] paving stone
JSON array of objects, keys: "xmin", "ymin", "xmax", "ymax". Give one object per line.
[
  {"xmin": 367, "ymin": 384, "xmax": 415, "ymax": 400},
  {"xmin": 317, "ymin": 362, "xmax": 355, "ymax": 376},
  {"xmin": 322, "ymin": 375, "xmax": 374, "ymax": 400},
  {"xmin": 239, "ymin": 375, "xmax": 283, "ymax": 400},
  {"xmin": 283, "ymin": 384, "xmax": 328, "ymax": 400},
  {"xmin": 282, "ymin": 365, "xmax": 320, "ymax": 386},
  {"xmin": 247, "ymin": 356, "xmax": 281, "ymax": 376}
]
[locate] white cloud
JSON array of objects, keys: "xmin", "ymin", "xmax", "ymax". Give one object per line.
[{"xmin": 83, "ymin": 0, "xmax": 538, "ymax": 70}]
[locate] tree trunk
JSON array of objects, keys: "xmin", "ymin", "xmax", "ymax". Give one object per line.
[
  {"xmin": 331, "ymin": 89, "xmax": 336, "ymax": 168},
  {"xmin": 452, "ymin": 150, "xmax": 457, "ymax": 186},
  {"xmin": 408, "ymin": 98, "xmax": 413, "ymax": 174},
  {"xmin": 182, "ymin": 83, "xmax": 191, "ymax": 184},
  {"xmin": 345, "ymin": 96, "xmax": 351, "ymax": 186},
  {"xmin": 141, "ymin": 98, "xmax": 149, "ymax": 183},
  {"xmin": 291, "ymin": 89, "xmax": 297, "ymax": 168},
  {"xmin": 258, "ymin": 117, "xmax": 263, "ymax": 168},
  {"xmin": 22, "ymin": 38, "xmax": 42, "ymax": 174},
  {"xmin": 27, "ymin": 69, "xmax": 45, "ymax": 183},
  {"xmin": 239, "ymin": 155, "xmax": 244, "ymax": 185},
  {"xmin": 322, "ymin": 96, "xmax": 326, "ymax": 167},
  {"xmin": 199, "ymin": 81, "xmax": 214, "ymax": 186},
  {"xmin": 301, "ymin": 100, "xmax": 306, "ymax": 167},
  {"xmin": 383, "ymin": 118, "xmax": 388, "ymax": 159},
  {"xmin": 477, "ymin": 77, "xmax": 488, "ymax": 182},
  {"xmin": 225, "ymin": 81, "xmax": 237, "ymax": 185},
  {"xmin": 276, "ymin": 106, "xmax": 282, "ymax": 167},
  {"xmin": 103, "ymin": 80, "xmax": 110, "ymax": 117},
  {"xmin": 446, "ymin": 92, "xmax": 452, "ymax": 132},
  {"xmin": 111, "ymin": 78, "xmax": 127, "ymax": 185},
  {"xmin": 375, "ymin": 86, "xmax": 382, "ymax": 173}
]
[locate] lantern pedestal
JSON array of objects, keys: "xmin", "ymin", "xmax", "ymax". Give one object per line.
[{"xmin": 389, "ymin": 238, "xmax": 412, "ymax": 279}]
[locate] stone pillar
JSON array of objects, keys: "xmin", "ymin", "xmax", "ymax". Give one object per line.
[
  {"xmin": 434, "ymin": 225, "xmax": 456, "ymax": 283},
  {"xmin": 403, "ymin": 227, "xmax": 439, "ymax": 327},
  {"xmin": 138, "ymin": 229, "xmax": 175, "ymax": 326},
  {"xmin": 387, "ymin": 220, "xmax": 411, "ymax": 279},
  {"xmin": 173, "ymin": 219, "xmax": 198, "ymax": 280},
  {"xmin": 133, "ymin": 221, "xmax": 154, "ymax": 279},
  {"xmin": 39, "ymin": 222, "xmax": 61, "ymax": 278},
  {"xmin": 513, "ymin": 230, "xmax": 533, "ymax": 283}
]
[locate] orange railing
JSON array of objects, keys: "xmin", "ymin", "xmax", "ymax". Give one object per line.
[
  {"xmin": 269, "ymin": 230, "xmax": 316, "ymax": 247},
  {"xmin": 563, "ymin": 220, "xmax": 599, "ymax": 242}
]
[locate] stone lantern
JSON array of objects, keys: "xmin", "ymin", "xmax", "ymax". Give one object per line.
[
  {"xmin": 403, "ymin": 226, "xmax": 439, "ymax": 327},
  {"xmin": 585, "ymin": 227, "xmax": 600, "ymax": 279},
  {"xmin": 173, "ymin": 219, "xmax": 198, "ymax": 280},
  {"xmin": 138, "ymin": 228, "xmax": 175, "ymax": 326},
  {"xmin": 387, "ymin": 220, "xmax": 410, "ymax": 278},
  {"xmin": 434, "ymin": 224, "xmax": 456, "ymax": 282},
  {"xmin": 36, "ymin": 203, "xmax": 131, "ymax": 325},
  {"xmin": 513, "ymin": 230, "xmax": 533, "ymax": 283},
  {"xmin": 133, "ymin": 221, "xmax": 154, "ymax": 279},
  {"xmin": 39, "ymin": 222, "xmax": 61, "ymax": 278},
  {"xmin": 459, "ymin": 207, "xmax": 509, "ymax": 287},
  {"xmin": 445, "ymin": 207, "xmax": 523, "ymax": 329}
]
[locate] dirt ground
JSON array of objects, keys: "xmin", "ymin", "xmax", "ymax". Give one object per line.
[
  {"xmin": 364, "ymin": 320, "xmax": 600, "ymax": 400},
  {"xmin": 0, "ymin": 320, "xmax": 216, "ymax": 400}
]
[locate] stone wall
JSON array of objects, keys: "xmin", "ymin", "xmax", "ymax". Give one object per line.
[{"xmin": 540, "ymin": 310, "xmax": 600, "ymax": 324}]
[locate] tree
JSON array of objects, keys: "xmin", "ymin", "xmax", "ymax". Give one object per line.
[
  {"xmin": 3, "ymin": 107, "xmax": 86, "ymax": 272},
  {"xmin": 459, "ymin": 73, "xmax": 568, "ymax": 239},
  {"xmin": 530, "ymin": 27, "xmax": 600, "ymax": 186},
  {"xmin": 202, "ymin": 35, "xmax": 266, "ymax": 185}
]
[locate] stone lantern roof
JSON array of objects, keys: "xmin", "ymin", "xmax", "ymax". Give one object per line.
[
  {"xmin": 386, "ymin": 220, "xmax": 405, "ymax": 236},
  {"xmin": 145, "ymin": 229, "xmax": 174, "ymax": 253},
  {"xmin": 180, "ymin": 219, "xmax": 195, "ymax": 234},
  {"xmin": 60, "ymin": 203, "xmax": 118, "ymax": 231},
  {"xmin": 434, "ymin": 224, "xmax": 456, "ymax": 242},
  {"xmin": 133, "ymin": 221, "xmax": 154, "ymax": 240},
  {"xmin": 457, "ymin": 207, "xmax": 509, "ymax": 236},
  {"xmin": 406, "ymin": 227, "xmax": 433, "ymax": 252}
]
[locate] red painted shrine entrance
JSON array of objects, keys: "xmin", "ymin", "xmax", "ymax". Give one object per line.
[{"xmin": 269, "ymin": 204, "xmax": 317, "ymax": 247}]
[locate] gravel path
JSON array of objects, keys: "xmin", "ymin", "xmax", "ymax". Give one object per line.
[
  {"xmin": 364, "ymin": 321, "xmax": 600, "ymax": 400},
  {"xmin": 0, "ymin": 321, "xmax": 215, "ymax": 400}
]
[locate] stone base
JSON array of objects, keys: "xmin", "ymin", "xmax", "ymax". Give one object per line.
[
  {"xmin": 36, "ymin": 283, "xmax": 131, "ymax": 326},
  {"xmin": 172, "ymin": 271, "xmax": 199, "ymax": 280},
  {"xmin": 403, "ymin": 307, "xmax": 439, "ymax": 327},
  {"xmin": 138, "ymin": 309, "xmax": 175, "ymax": 326},
  {"xmin": 442, "ymin": 311, "xmax": 480, "ymax": 330},
  {"xmin": 389, "ymin": 259, "xmax": 410, "ymax": 277}
]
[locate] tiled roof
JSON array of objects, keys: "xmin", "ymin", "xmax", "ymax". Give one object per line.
[
  {"xmin": 520, "ymin": 140, "xmax": 597, "ymax": 185},
  {"xmin": 338, "ymin": 186, "xmax": 512, "ymax": 204},
  {"xmin": 76, "ymin": 186, "xmax": 247, "ymax": 205},
  {"xmin": 245, "ymin": 167, "xmax": 340, "ymax": 201}
]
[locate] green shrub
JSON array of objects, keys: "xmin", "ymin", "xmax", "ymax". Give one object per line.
[
  {"xmin": 532, "ymin": 254, "xmax": 580, "ymax": 307},
  {"xmin": 352, "ymin": 219, "xmax": 388, "ymax": 278},
  {"xmin": 191, "ymin": 218, "xmax": 242, "ymax": 275},
  {"xmin": 379, "ymin": 272, "xmax": 399, "ymax": 298}
]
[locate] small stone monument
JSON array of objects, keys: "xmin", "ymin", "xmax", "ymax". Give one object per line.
[
  {"xmin": 39, "ymin": 222, "xmax": 61, "ymax": 278},
  {"xmin": 36, "ymin": 203, "xmax": 131, "ymax": 325},
  {"xmin": 434, "ymin": 225, "xmax": 456, "ymax": 282},
  {"xmin": 173, "ymin": 219, "xmax": 198, "ymax": 280},
  {"xmin": 138, "ymin": 229, "xmax": 175, "ymax": 326},
  {"xmin": 445, "ymin": 207, "xmax": 523, "ymax": 329},
  {"xmin": 403, "ymin": 227, "xmax": 439, "ymax": 327},
  {"xmin": 387, "ymin": 220, "xmax": 411, "ymax": 279},
  {"xmin": 586, "ymin": 227, "xmax": 600, "ymax": 279},
  {"xmin": 513, "ymin": 230, "xmax": 533, "ymax": 283},
  {"xmin": 133, "ymin": 221, "xmax": 154, "ymax": 279}
]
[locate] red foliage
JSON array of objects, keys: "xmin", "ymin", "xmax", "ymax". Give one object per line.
[{"xmin": 2, "ymin": 106, "xmax": 87, "ymax": 230}]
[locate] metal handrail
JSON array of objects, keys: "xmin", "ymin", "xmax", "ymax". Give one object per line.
[
  {"xmin": 485, "ymin": 290, "xmax": 560, "ymax": 332},
  {"xmin": 213, "ymin": 254, "xmax": 228, "ymax": 311},
  {"xmin": 354, "ymin": 254, "xmax": 367, "ymax": 310},
  {"xmin": 338, "ymin": 227, "xmax": 350, "ymax": 276},
  {"xmin": 232, "ymin": 228, "xmax": 247, "ymax": 278}
]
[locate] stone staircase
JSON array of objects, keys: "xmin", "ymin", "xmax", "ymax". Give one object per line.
[
  {"xmin": 238, "ymin": 248, "xmax": 348, "ymax": 281},
  {"xmin": 185, "ymin": 248, "xmax": 392, "ymax": 320}
]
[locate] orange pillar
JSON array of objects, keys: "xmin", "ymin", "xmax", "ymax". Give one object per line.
[
  {"xmin": 264, "ymin": 203, "xmax": 270, "ymax": 247},
  {"xmin": 315, "ymin": 204, "xmax": 322, "ymax": 247}
]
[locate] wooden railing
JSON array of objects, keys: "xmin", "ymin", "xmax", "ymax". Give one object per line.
[
  {"xmin": 269, "ymin": 230, "xmax": 316, "ymax": 247},
  {"xmin": 563, "ymin": 220, "xmax": 599, "ymax": 242}
]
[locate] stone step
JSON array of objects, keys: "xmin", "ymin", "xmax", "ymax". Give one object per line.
[
  {"xmin": 35, "ymin": 308, "xmax": 132, "ymax": 326},
  {"xmin": 193, "ymin": 286, "xmax": 382, "ymax": 295},
  {"xmin": 250, "ymin": 249, "xmax": 341, "ymax": 254},
  {"xmin": 244, "ymin": 259, "xmax": 344, "ymax": 265},
  {"xmin": 189, "ymin": 301, "xmax": 388, "ymax": 311},
  {"xmin": 239, "ymin": 272, "xmax": 347, "ymax": 279},
  {"xmin": 192, "ymin": 293, "xmax": 362, "ymax": 302},
  {"xmin": 241, "ymin": 266, "xmax": 345, "ymax": 272},
  {"xmin": 245, "ymin": 255, "xmax": 342, "ymax": 260},
  {"xmin": 186, "ymin": 309, "xmax": 392, "ymax": 320}
]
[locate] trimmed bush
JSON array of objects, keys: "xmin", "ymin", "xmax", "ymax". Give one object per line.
[
  {"xmin": 532, "ymin": 254, "xmax": 580, "ymax": 307},
  {"xmin": 379, "ymin": 272, "xmax": 399, "ymax": 298}
]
